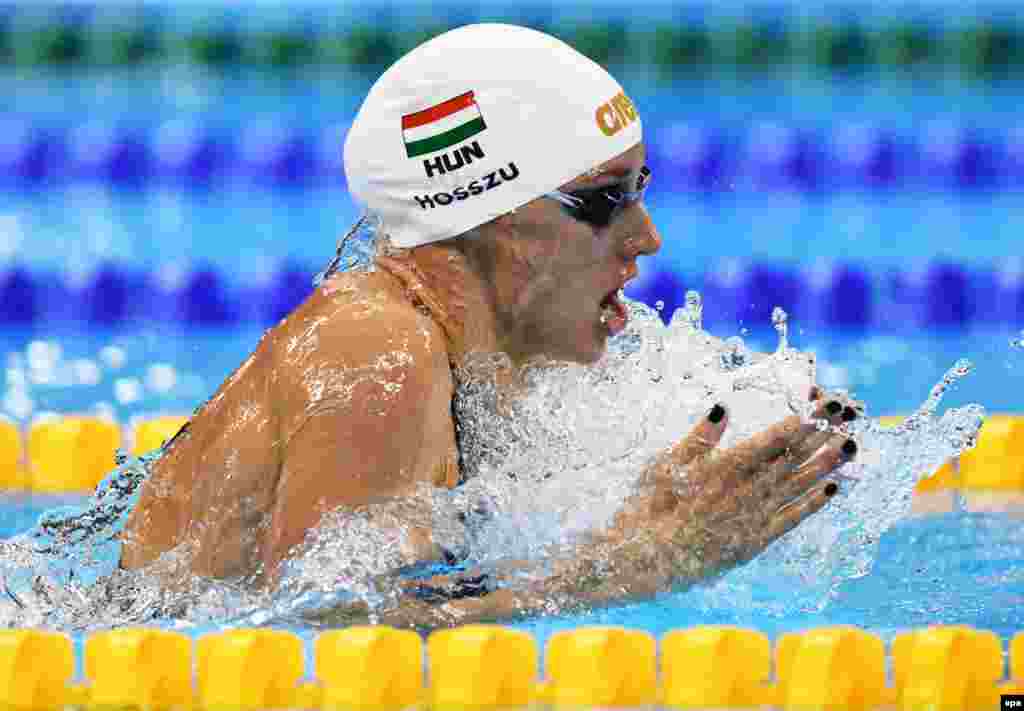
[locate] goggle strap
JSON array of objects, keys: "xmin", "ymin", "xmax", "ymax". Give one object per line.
[
  {"xmin": 546, "ymin": 165, "xmax": 652, "ymax": 207},
  {"xmin": 543, "ymin": 191, "xmax": 585, "ymax": 208}
]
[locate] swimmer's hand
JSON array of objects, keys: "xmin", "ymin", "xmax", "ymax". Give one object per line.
[
  {"xmin": 484, "ymin": 385, "xmax": 862, "ymax": 612},
  {"xmin": 626, "ymin": 385, "xmax": 860, "ymax": 580}
]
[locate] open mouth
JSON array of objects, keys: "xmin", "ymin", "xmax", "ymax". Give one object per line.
[{"xmin": 599, "ymin": 288, "xmax": 629, "ymax": 336}]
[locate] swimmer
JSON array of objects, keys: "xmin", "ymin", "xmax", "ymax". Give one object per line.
[{"xmin": 119, "ymin": 24, "xmax": 861, "ymax": 626}]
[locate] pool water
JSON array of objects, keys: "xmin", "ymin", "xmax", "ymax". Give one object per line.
[
  {"xmin": 2, "ymin": 320, "xmax": 1020, "ymax": 429},
  {"xmin": 0, "ymin": 295, "xmax": 1019, "ymax": 647},
  {"xmin": 3, "ymin": 186, "xmax": 1022, "ymax": 271},
  {"xmin": 3, "ymin": 483, "xmax": 1023, "ymax": 653}
]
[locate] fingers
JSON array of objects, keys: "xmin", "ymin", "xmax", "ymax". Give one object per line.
[
  {"xmin": 762, "ymin": 481, "xmax": 840, "ymax": 547},
  {"xmin": 776, "ymin": 390, "xmax": 861, "ymax": 469},
  {"xmin": 693, "ymin": 414, "xmax": 803, "ymax": 492},
  {"xmin": 670, "ymin": 404, "xmax": 729, "ymax": 469},
  {"xmin": 809, "ymin": 385, "xmax": 862, "ymax": 420},
  {"xmin": 810, "ymin": 394, "xmax": 858, "ymax": 426},
  {"xmin": 646, "ymin": 404, "xmax": 729, "ymax": 515},
  {"xmin": 708, "ymin": 433, "xmax": 856, "ymax": 524},
  {"xmin": 749, "ymin": 394, "xmax": 850, "ymax": 463},
  {"xmin": 700, "ymin": 479, "xmax": 840, "ymax": 575},
  {"xmin": 676, "ymin": 386, "xmax": 861, "ymax": 517},
  {"xmin": 686, "ymin": 413, "xmax": 808, "ymax": 507},
  {"xmin": 772, "ymin": 436, "xmax": 856, "ymax": 504},
  {"xmin": 696, "ymin": 387, "xmax": 850, "ymax": 485},
  {"xmin": 698, "ymin": 400, "xmax": 840, "ymax": 492},
  {"xmin": 784, "ymin": 417, "xmax": 847, "ymax": 471},
  {"xmin": 758, "ymin": 433, "xmax": 854, "ymax": 551}
]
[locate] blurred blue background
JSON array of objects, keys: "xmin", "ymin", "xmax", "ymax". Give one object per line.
[{"xmin": 2, "ymin": 0, "xmax": 1022, "ymax": 425}]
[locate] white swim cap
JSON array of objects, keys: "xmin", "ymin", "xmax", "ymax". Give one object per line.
[{"xmin": 343, "ymin": 23, "xmax": 643, "ymax": 248}]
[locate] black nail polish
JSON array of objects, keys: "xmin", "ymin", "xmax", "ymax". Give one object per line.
[
  {"xmin": 842, "ymin": 439, "xmax": 858, "ymax": 456},
  {"xmin": 826, "ymin": 401, "xmax": 842, "ymax": 416},
  {"xmin": 842, "ymin": 406, "xmax": 857, "ymax": 422},
  {"xmin": 708, "ymin": 404, "xmax": 726, "ymax": 424},
  {"xmin": 825, "ymin": 482, "xmax": 839, "ymax": 497}
]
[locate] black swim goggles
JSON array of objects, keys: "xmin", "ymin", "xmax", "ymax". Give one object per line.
[{"xmin": 544, "ymin": 165, "xmax": 652, "ymax": 229}]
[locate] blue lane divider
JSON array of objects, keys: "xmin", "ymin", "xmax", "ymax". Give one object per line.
[
  {"xmin": 151, "ymin": 119, "xmax": 230, "ymax": 186},
  {"xmin": 1009, "ymin": 125, "xmax": 1024, "ymax": 185},
  {"xmin": 67, "ymin": 121, "xmax": 152, "ymax": 185},
  {"xmin": 2, "ymin": 261, "xmax": 1023, "ymax": 329},
  {"xmin": 236, "ymin": 121, "xmax": 319, "ymax": 187},
  {"xmin": 2, "ymin": 118, "xmax": 1024, "ymax": 192},
  {"xmin": 829, "ymin": 122, "xmax": 900, "ymax": 190},
  {"xmin": 742, "ymin": 122, "xmax": 824, "ymax": 193},
  {"xmin": 807, "ymin": 262, "xmax": 873, "ymax": 330},
  {"xmin": 0, "ymin": 119, "xmax": 57, "ymax": 185}
]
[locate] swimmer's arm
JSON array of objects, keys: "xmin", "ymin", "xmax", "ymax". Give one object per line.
[
  {"xmin": 263, "ymin": 302, "xmax": 457, "ymax": 584},
  {"xmin": 307, "ymin": 392, "xmax": 859, "ymax": 628},
  {"xmin": 302, "ymin": 476, "xmax": 835, "ymax": 630}
]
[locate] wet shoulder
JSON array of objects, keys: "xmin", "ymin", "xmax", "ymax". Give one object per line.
[
  {"xmin": 297, "ymin": 270, "xmax": 445, "ymax": 359},
  {"xmin": 270, "ymin": 270, "xmax": 459, "ymax": 488},
  {"xmin": 271, "ymin": 269, "xmax": 452, "ymax": 402}
]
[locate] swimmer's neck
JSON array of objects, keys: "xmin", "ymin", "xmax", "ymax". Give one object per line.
[{"xmin": 376, "ymin": 243, "xmax": 526, "ymax": 370}]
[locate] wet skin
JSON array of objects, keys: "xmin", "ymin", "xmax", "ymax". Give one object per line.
[{"xmin": 119, "ymin": 143, "xmax": 861, "ymax": 624}]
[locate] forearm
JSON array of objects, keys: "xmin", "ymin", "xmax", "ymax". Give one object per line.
[
  {"xmin": 302, "ymin": 396, "xmax": 850, "ymax": 630},
  {"xmin": 301, "ymin": 457, "xmax": 708, "ymax": 630},
  {"xmin": 298, "ymin": 539, "xmax": 673, "ymax": 630},
  {"xmin": 398, "ymin": 475, "xmax": 703, "ymax": 626},
  {"xmin": 298, "ymin": 582, "xmax": 536, "ymax": 629}
]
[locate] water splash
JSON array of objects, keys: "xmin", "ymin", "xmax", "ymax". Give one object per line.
[
  {"xmin": 670, "ymin": 290, "xmax": 704, "ymax": 333},
  {"xmin": 312, "ymin": 212, "xmax": 381, "ymax": 287},
  {"xmin": 0, "ymin": 451, "xmax": 154, "ymax": 629},
  {"xmin": 0, "ymin": 288, "xmax": 988, "ymax": 631},
  {"xmin": 772, "ymin": 306, "xmax": 789, "ymax": 354},
  {"xmin": 888, "ymin": 359, "xmax": 974, "ymax": 435}
]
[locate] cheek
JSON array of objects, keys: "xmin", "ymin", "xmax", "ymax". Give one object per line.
[
  {"xmin": 496, "ymin": 215, "xmax": 610, "ymax": 326},
  {"xmin": 530, "ymin": 231, "xmax": 611, "ymax": 295},
  {"xmin": 521, "ymin": 282, "xmax": 601, "ymax": 354},
  {"xmin": 518, "ymin": 264, "xmax": 596, "ymax": 323},
  {"xmin": 522, "ymin": 248, "xmax": 613, "ymax": 332}
]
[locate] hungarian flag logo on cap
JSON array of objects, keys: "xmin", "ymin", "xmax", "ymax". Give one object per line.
[{"xmin": 402, "ymin": 91, "xmax": 487, "ymax": 158}]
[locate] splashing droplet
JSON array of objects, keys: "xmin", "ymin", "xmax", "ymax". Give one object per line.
[
  {"xmin": 893, "ymin": 358, "xmax": 975, "ymax": 433},
  {"xmin": 313, "ymin": 212, "xmax": 381, "ymax": 287},
  {"xmin": 670, "ymin": 290, "xmax": 703, "ymax": 332},
  {"xmin": 719, "ymin": 336, "xmax": 750, "ymax": 371},
  {"xmin": 772, "ymin": 306, "xmax": 789, "ymax": 354}
]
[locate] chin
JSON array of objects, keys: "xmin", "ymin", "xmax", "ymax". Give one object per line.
[
  {"xmin": 568, "ymin": 331, "xmax": 608, "ymax": 365},
  {"xmin": 539, "ymin": 340, "xmax": 604, "ymax": 366},
  {"xmin": 523, "ymin": 322, "xmax": 608, "ymax": 365}
]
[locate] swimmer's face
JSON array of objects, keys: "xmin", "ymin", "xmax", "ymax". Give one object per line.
[{"xmin": 473, "ymin": 143, "xmax": 662, "ymax": 364}]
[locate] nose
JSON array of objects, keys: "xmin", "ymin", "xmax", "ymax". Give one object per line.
[{"xmin": 619, "ymin": 204, "xmax": 662, "ymax": 260}]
